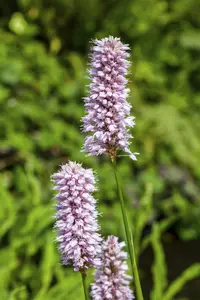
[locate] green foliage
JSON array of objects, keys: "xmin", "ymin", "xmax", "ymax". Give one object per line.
[
  {"xmin": 149, "ymin": 222, "xmax": 200, "ymax": 300},
  {"xmin": 0, "ymin": 0, "xmax": 200, "ymax": 298},
  {"xmin": 133, "ymin": 183, "xmax": 153, "ymax": 258},
  {"xmin": 150, "ymin": 224, "xmax": 168, "ymax": 300},
  {"xmin": 159, "ymin": 193, "xmax": 200, "ymax": 240},
  {"xmin": 163, "ymin": 264, "xmax": 200, "ymax": 300}
]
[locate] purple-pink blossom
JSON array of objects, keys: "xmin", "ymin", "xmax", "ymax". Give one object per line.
[
  {"xmin": 82, "ymin": 36, "xmax": 137, "ymax": 161},
  {"xmin": 91, "ymin": 235, "xmax": 134, "ymax": 300},
  {"xmin": 51, "ymin": 161, "xmax": 102, "ymax": 272}
]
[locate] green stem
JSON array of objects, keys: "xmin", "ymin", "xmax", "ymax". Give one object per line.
[
  {"xmin": 111, "ymin": 159, "xmax": 144, "ymax": 300},
  {"xmin": 81, "ymin": 272, "xmax": 89, "ymax": 300}
]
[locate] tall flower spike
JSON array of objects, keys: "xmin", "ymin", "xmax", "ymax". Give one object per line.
[
  {"xmin": 91, "ymin": 235, "xmax": 134, "ymax": 300},
  {"xmin": 82, "ymin": 36, "xmax": 138, "ymax": 161},
  {"xmin": 52, "ymin": 161, "xmax": 102, "ymax": 272}
]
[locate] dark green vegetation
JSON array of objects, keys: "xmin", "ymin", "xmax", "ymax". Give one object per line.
[{"xmin": 0, "ymin": 0, "xmax": 200, "ymax": 299}]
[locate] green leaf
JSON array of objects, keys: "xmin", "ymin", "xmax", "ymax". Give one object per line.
[
  {"xmin": 151, "ymin": 223, "xmax": 168, "ymax": 300},
  {"xmin": 134, "ymin": 183, "xmax": 153, "ymax": 258},
  {"xmin": 180, "ymin": 31, "xmax": 200, "ymax": 50},
  {"xmin": 163, "ymin": 264, "xmax": 200, "ymax": 300},
  {"xmin": 141, "ymin": 215, "xmax": 179, "ymax": 252}
]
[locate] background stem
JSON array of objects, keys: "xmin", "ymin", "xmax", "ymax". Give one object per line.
[{"xmin": 111, "ymin": 159, "xmax": 144, "ymax": 300}]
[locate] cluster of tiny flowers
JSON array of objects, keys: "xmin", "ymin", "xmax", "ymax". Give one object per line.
[
  {"xmin": 91, "ymin": 236, "xmax": 134, "ymax": 300},
  {"xmin": 82, "ymin": 36, "xmax": 137, "ymax": 160},
  {"xmin": 52, "ymin": 161, "xmax": 102, "ymax": 271}
]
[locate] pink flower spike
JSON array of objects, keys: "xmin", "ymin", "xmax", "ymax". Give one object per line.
[
  {"xmin": 91, "ymin": 235, "xmax": 134, "ymax": 299},
  {"xmin": 52, "ymin": 161, "xmax": 102, "ymax": 272},
  {"xmin": 82, "ymin": 36, "xmax": 138, "ymax": 160}
]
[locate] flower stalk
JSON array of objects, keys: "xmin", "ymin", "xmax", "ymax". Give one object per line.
[
  {"xmin": 111, "ymin": 159, "xmax": 144, "ymax": 300},
  {"xmin": 81, "ymin": 272, "xmax": 89, "ymax": 300}
]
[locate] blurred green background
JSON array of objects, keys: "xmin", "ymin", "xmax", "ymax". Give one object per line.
[{"xmin": 0, "ymin": 0, "xmax": 200, "ymax": 299}]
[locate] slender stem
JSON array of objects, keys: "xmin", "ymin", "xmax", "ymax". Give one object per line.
[
  {"xmin": 81, "ymin": 272, "xmax": 89, "ymax": 300},
  {"xmin": 111, "ymin": 159, "xmax": 144, "ymax": 300}
]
